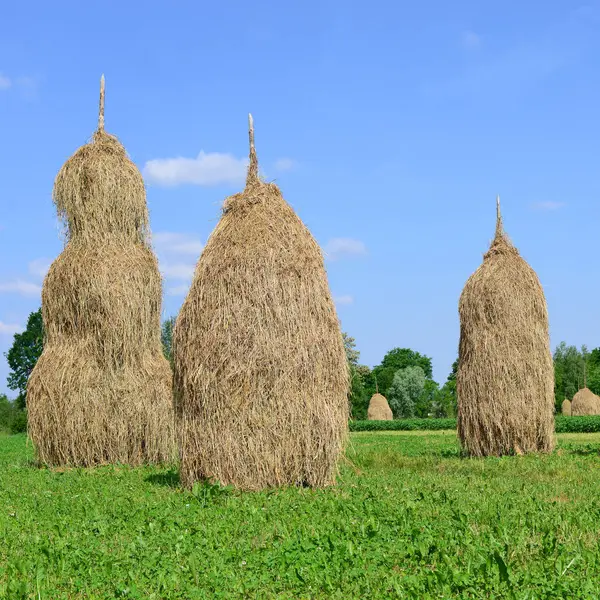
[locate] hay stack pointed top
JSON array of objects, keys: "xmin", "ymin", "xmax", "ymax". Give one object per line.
[
  {"xmin": 53, "ymin": 75, "xmax": 148, "ymax": 243},
  {"xmin": 456, "ymin": 196, "xmax": 555, "ymax": 456},
  {"xmin": 247, "ymin": 112, "xmax": 259, "ymax": 185}
]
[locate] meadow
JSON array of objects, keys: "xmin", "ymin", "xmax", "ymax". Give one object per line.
[{"xmin": 2, "ymin": 431, "xmax": 600, "ymax": 599}]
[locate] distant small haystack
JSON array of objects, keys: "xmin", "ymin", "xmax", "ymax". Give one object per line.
[
  {"xmin": 571, "ymin": 388, "xmax": 600, "ymax": 416},
  {"xmin": 457, "ymin": 197, "xmax": 555, "ymax": 456},
  {"xmin": 367, "ymin": 393, "xmax": 393, "ymax": 420},
  {"xmin": 561, "ymin": 399, "xmax": 572, "ymax": 416},
  {"xmin": 173, "ymin": 114, "xmax": 349, "ymax": 491},
  {"xmin": 27, "ymin": 76, "xmax": 174, "ymax": 466}
]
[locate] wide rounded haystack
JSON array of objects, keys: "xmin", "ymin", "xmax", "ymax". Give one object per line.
[
  {"xmin": 27, "ymin": 77, "xmax": 174, "ymax": 466},
  {"xmin": 173, "ymin": 115, "xmax": 349, "ymax": 491},
  {"xmin": 457, "ymin": 197, "xmax": 555, "ymax": 456},
  {"xmin": 561, "ymin": 399, "xmax": 572, "ymax": 416},
  {"xmin": 571, "ymin": 388, "xmax": 600, "ymax": 416},
  {"xmin": 367, "ymin": 393, "xmax": 393, "ymax": 420}
]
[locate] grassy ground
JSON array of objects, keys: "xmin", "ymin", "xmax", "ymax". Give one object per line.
[{"xmin": 2, "ymin": 431, "xmax": 600, "ymax": 599}]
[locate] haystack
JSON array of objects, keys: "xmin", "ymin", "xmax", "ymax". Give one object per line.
[
  {"xmin": 561, "ymin": 398, "xmax": 572, "ymax": 416},
  {"xmin": 27, "ymin": 76, "xmax": 174, "ymax": 466},
  {"xmin": 367, "ymin": 393, "xmax": 393, "ymax": 420},
  {"xmin": 571, "ymin": 388, "xmax": 600, "ymax": 416},
  {"xmin": 173, "ymin": 114, "xmax": 349, "ymax": 490},
  {"xmin": 457, "ymin": 197, "xmax": 555, "ymax": 456}
]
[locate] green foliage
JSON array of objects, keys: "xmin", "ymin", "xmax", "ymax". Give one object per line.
[
  {"xmin": 0, "ymin": 394, "xmax": 27, "ymax": 434},
  {"xmin": 161, "ymin": 315, "xmax": 176, "ymax": 368},
  {"xmin": 4, "ymin": 309, "xmax": 44, "ymax": 410},
  {"xmin": 416, "ymin": 378, "xmax": 439, "ymax": 418},
  {"xmin": 388, "ymin": 366, "xmax": 425, "ymax": 418},
  {"xmin": 343, "ymin": 333, "xmax": 370, "ymax": 419},
  {"xmin": 555, "ymin": 415, "xmax": 600, "ymax": 433},
  {"xmin": 350, "ymin": 415, "xmax": 600, "ymax": 434},
  {"xmin": 552, "ymin": 342, "xmax": 599, "ymax": 411},
  {"xmin": 367, "ymin": 347, "xmax": 433, "ymax": 397},
  {"xmin": 432, "ymin": 359, "xmax": 458, "ymax": 418},
  {"xmin": 3, "ymin": 432, "xmax": 600, "ymax": 597},
  {"xmin": 350, "ymin": 418, "xmax": 456, "ymax": 431}
]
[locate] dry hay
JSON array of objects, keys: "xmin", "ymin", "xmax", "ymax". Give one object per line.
[
  {"xmin": 561, "ymin": 398, "xmax": 572, "ymax": 416},
  {"xmin": 457, "ymin": 197, "xmax": 555, "ymax": 457},
  {"xmin": 571, "ymin": 388, "xmax": 600, "ymax": 416},
  {"xmin": 27, "ymin": 76, "xmax": 174, "ymax": 466},
  {"xmin": 173, "ymin": 114, "xmax": 349, "ymax": 491},
  {"xmin": 367, "ymin": 393, "xmax": 393, "ymax": 420}
]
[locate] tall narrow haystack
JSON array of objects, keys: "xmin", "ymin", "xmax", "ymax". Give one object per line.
[
  {"xmin": 367, "ymin": 393, "xmax": 393, "ymax": 420},
  {"xmin": 173, "ymin": 115, "xmax": 349, "ymax": 490},
  {"xmin": 457, "ymin": 197, "xmax": 555, "ymax": 456},
  {"xmin": 27, "ymin": 76, "xmax": 174, "ymax": 466},
  {"xmin": 571, "ymin": 388, "xmax": 600, "ymax": 416},
  {"xmin": 561, "ymin": 398, "xmax": 572, "ymax": 416}
]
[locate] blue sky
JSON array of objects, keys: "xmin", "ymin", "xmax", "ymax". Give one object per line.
[{"xmin": 1, "ymin": 0, "xmax": 599, "ymax": 396}]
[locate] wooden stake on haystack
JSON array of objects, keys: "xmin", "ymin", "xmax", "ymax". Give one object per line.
[{"xmin": 98, "ymin": 74, "xmax": 105, "ymax": 132}]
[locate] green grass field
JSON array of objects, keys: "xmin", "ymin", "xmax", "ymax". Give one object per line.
[{"xmin": 2, "ymin": 431, "xmax": 600, "ymax": 599}]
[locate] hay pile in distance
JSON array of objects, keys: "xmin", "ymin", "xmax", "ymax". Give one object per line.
[
  {"xmin": 561, "ymin": 398, "xmax": 572, "ymax": 416},
  {"xmin": 367, "ymin": 393, "xmax": 393, "ymax": 420},
  {"xmin": 571, "ymin": 388, "xmax": 600, "ymax": 416},
  {"xmin": 457, "ymin": 197, "xmax": 555, "ymax": 456},
  {"xmin": 173, "ymin": 114, "xmax": 349, "ymax": 491},
  {"xmin": 27, "ymin": 76, "xmax": 174, "ymax": 466}
]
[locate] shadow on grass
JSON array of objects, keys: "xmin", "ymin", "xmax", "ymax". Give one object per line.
[
  {"xmin": 145, "ymin": 469, "xmax": 180, "ymax": 487},
  {"xmin": 564, "ymin": 446, "xmax": 600, "ymax": 457}
]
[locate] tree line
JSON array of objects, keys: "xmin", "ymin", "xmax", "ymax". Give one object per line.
[{"xmin": 2, "ymin": 308, "xmax": 597, "ymax": 426}]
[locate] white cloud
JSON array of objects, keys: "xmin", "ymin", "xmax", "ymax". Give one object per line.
[
  {"xmin": 144, "ymin": 151, "xmax": 247, "ymax": 187},
  {"xmin": 0, "ymin": 280, "xmax": 41, "ymax": 296},
  {"xmin": 161, "ymin": 263, "xmax": 195, "ymax": 281},
  {"xmin": 28, "ymin": 258, "xmax": 52, "ymax": 279},
  {"xmin": 274, "ymin": 158, "xmax": 297, "ymax": 172},
  {"xmin": 166, "ymin": 284, "xmax": 191, "ymax": 297},
  {"xmin": 152, "ymin": 232, "xmax": 203, "ymax": 256},
  {"xmin": 0, "ymin": 321, "xmax": 23, "ymax": 336},
  {"xmin": 334, "ymin": 295, "xmax": 354, "ymax": 305},
  {"xmin": 15, "ymin": 76, "xmax": 38, "ymax": 99},
  {"xmin": 531, "ymin": 201, "xmax": 565, "ymax": 211},
  {"xmin": 0, "ymin": 74, "xmax": 11, "ymax": 90},
  {"xmin": 462, "ymin": 31, "xmax": 482, "ymax": 49},
  {"xmin": 323, "ymin": 238, "xmax": 367, "ymax": 261}
]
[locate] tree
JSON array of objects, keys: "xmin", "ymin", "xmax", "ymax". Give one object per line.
[
  {"xmin": 342, "ymin": 332, "xmax": 370, "ymax": 419},
  {"xmin": 431, "ymin": 360, "xmax": 458, "ymax": 417},
  {"xmin": 388, "ymin": 366, "xmax": 425, "ymax": 418},
  {"xmin": 367, "ymin": 348, "xmax": 433, "ymax": 398},
  {"xmin": 415, "ymin": 378, "xmax": 439, "ymax": 417},
  {"xmin": 553, "ymin": 343, "xmax": 590, "ymax": 411},
  {"xmin": 343, "ymin": 332, "xmax": 360, "ymax": 367},
  {"xmin": 5, "ymin": 309, "xmax": 44, "ymax": 409},
  {"xmin": 161, "ymin": 316, "xmax": 177, "ymax": 368}
]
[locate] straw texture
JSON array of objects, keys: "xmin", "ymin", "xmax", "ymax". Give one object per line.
[
  {"xmin": 27, "ymin": 76, "xmax": 174, "ymax": 466},
  {"xmin": 367, "ymin": 393, "xmax": 393, "ymax": 420},
  {"xmin": 457, "ymin": 197, "xmax": 555, "ymax": 456},
  {"xmin": 173, "ymin": 115, "xmax": 349, "ymax": 490},
  {"xmin": 571, "ymin": 388, "xmax": 600, "ymax": 416}
]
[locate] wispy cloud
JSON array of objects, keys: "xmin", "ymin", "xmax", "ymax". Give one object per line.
[
  {"xmin": 152, "ymin": 232, "xmax": 203, "ymax": 256},
  {"xmin": 166, "ymin": 284, "xmax": 191, "ymax": 297},
  {"xmin": 0, "ymin": 321, "xmax": 23, "ymax": 336},
  {"xmin": 144, "ymin": 152, "xmax": 247, "ymax": 187},
  {"xmin": 334, "ymin": 295, "xmax": 354, "ymax": 306},
  {"xmin": 531, "ymin": 201, "xmax": 566, "ymax": 211},
  {"xmin": 462, "ymin": 31, "xmax": 482, "ymax": 49},
  {"xmin": 323, "ymin": 238, "xmax": 367, "ymax": 261},
  {"xmin": 161, "ymin": 263, "xmax": 195, "ymax": 281},
  {"xmin": 0, "ymin": 280, "xmax": 41, "ymax": 296},
  {"xmin": 274, "ymin": 158, "xmax": 297, "ymax": 172},
  {"xmin": 0, "ymin": 73, "xmax": 11, "ymax": 90},
  {"xmin": 28, "ymin": 258, "xmax": 52, "ymax": 279}
]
